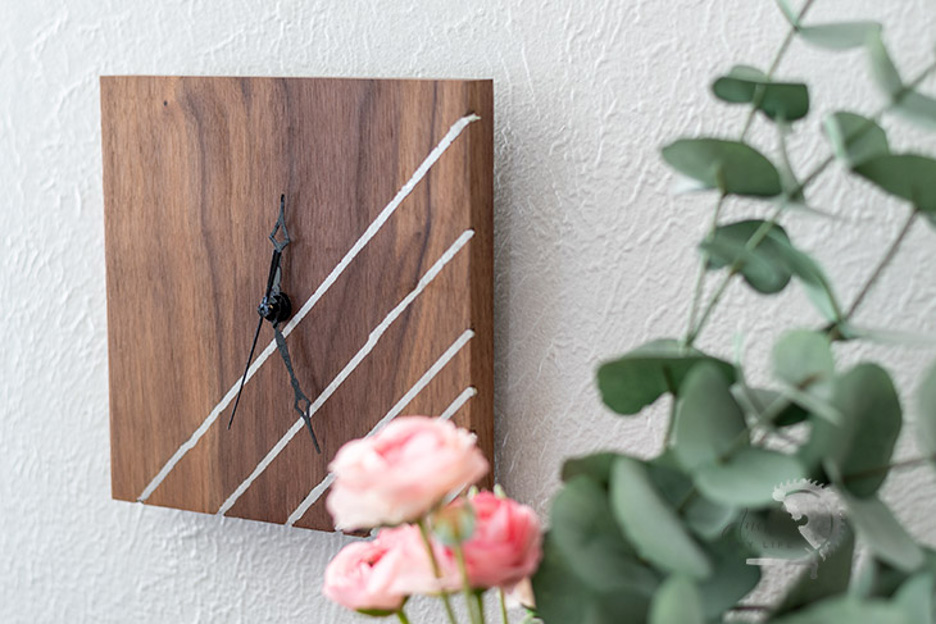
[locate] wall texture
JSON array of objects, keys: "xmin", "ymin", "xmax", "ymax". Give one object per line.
[{"xmin": 3, "ymin": 0, "xmax": 936, "ymax": 621}]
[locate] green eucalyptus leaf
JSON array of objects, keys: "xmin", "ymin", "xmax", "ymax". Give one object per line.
[
  {"xmin": 835, "ymin": 324, "xmax": 936, "ymax": 346},
  {"xmin": 697, "ymin": 534, "xmax": 761, "ymax": 619},
  {"xmin": 917, "ymin": 360, "xmax": 936, "ymax": 459},
  {"xmin": 673, "ymin": 363, "xmax": 748, "ymax": 471},
  {"xmin": 775, "ymin": 528, "xmax": 856, "ymax": 615},
  {"xmin": 661, "ymin": 138, "xmax": 783, "ymax": 197},
  {"xmin": 561, "ymin": 452, "xmax": 619, "ymax": 486},
  {"xmin": 695, "ymin": 448, "xmax": 805, "ymax": 507},
  {"xmin": 550, "ymin": 476, "xmax": 659, "ymax": 592},
  {"xmin": 896, "ymin": 90, "xmax": 936, "ymax": 131},
  {"xmin": 702, "ymin": 220, "xmax": 794, "ymax": 294},
  {"xmin": 737, "ymin": 387, "xmax": 809, "ymax": 427},
  {"xmin": 772, "ymin": 596, "xmax": 910, "ymax": 624},
  {"xmin": 844, "ymin": 494, "xmax": 924, "ymax": 572},
  {"xmin": 610, "ymin": 457, "xmax": 712, "ymax": 579},
  {"xmin": 893, "ymin": 573, "xmax": 935, "ymax": 623},
  {"xmin": 645, "ymin": 458, "xmax": 738, "ymax": 540},
  {"xmin": 533, "ymin": 533, "xmax": 654, "ymax": 624},
  {"xmin": 824, "ymin": 112, "xmax": 890, "ymax": 168},
  {"xmin": 649, "ymin": 576, "xmax": 704, "ymax": 624},
  {"xmin": 712, "ymin": 67, "xmax": 810, "ymax": 122},
  {"xmin": 867, "ymin": 31, "xmax": 903, "ymax": 97},
  {"xmin": 833, "ymin": 364, "xmax": 903, "ymax": 498},
  {"xmin": 854, "ymin": 154, "xmax": 936, "ymax": 213},
  {"xmin": 775, "ymin": 0, "xmax": 797, "ymax": 25},
  {"xmin": 772, "ymin": 329, "xmax": 835, "ymax": 390},
  {"xmin": 773, "ymin": 237, "xmax": 843, "ymax": 322},
  {"xmin": 798, "ymin": 22, "xmax": 882, "ymax": 50},
  {"xmin": 597, "ymin": 339, "xmax": 735, "ymax": 415}
]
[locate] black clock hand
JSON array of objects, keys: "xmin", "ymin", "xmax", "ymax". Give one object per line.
[
  {"xmin": 228, "ymin": 246, "xmax": 285, "ymax": 429},
  {"xmin": 273, "ymin": 322, "xmax": 321, "ymax": 453}
]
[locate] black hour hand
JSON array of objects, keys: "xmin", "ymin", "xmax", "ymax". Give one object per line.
[{"xmin": 273, "ymin": 323, "xmax": 321, "ymax": 453}]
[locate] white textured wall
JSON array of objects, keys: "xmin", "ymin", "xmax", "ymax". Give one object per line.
[{"xmin": 3, "ymin": 0, "xmax": 936, "ymax": 621}]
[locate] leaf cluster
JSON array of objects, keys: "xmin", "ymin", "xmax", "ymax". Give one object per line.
[{"xmin": 533, "ymin": 3, "xmax": 936, "ymax": 622}]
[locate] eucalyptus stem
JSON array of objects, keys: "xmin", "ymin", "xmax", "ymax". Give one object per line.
[
  {"xmin": 843, "ymin": 209, "xmax": 918, "ymax": 322},
  {"xmin": 453, "ymin": 543, "xmax": 482, "ymax": 624},
  {"xmin": 417, "ymin": 519, "xmax": 459, "ymax": 624},
  {"xmin": 685, "ymin": 202, "xmax": 788, "ymax": 346},
  {"xmin": 841, "ymin": 453, "xmax": 936, "ymax": 483},
  {"xmin": 498, "ymin": 588, "xmax": 509, "ymax": 624},
  {"xmin": 683, "ymin": 49, "xmax": 936, "ymax": 349},
  {"xmin": 682, "ymin": 1, "xmax": 812, "ymax": 346},
  {"xmin": 397, "ymin": 610, "xmax": 413, "ymax": 624}
]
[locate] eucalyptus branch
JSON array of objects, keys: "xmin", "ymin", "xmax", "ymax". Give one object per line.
[
  {"xmin": 842, "ymin": 209, "xmax": 918, "ymax": 324},
  {"xmin": 840, "ymin": 453, "xmax": 936, "ymax": 483},
  {"xmin": 685, "ymin": 201, "xmax": 788, "ymax": 346},
  {"xmin": 682, "ymin": 0, "xmax": 814, "ymax": 345},
  {"xmin": 684, "ymin": 57, "xmax": 936, "ymax": 347}
]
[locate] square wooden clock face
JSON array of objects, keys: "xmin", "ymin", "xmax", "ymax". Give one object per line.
[{"xmin": 100, "ymin": 76, "xmax": 493, "ymax": 530}]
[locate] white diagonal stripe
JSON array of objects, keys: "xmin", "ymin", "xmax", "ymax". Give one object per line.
[
  {"xmin": 438, "ymin": 385, "xmax": 478, "ymax": 422},
  {"xmin": 285, "ymin": 332, "xmax": 476, "ymax": 527},
  {"xmin": 137, "ymin": 113, "xmax": 480, "ymax": 503},
  {"xmin": 217, "ymin": 229, "xmax": 475, "ymax": 516}
]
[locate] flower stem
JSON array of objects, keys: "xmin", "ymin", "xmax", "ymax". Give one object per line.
[
  {"xmin": 475, "ymin": 592, "xmax": 487, "ymax": 624},
  {"xmin": 453, "ymin": 543, "xmax": 482, "ymax": 624},
  {"xmin": 417, "ymin": 519, "xmax": 459, "ymax": 624},
  {"xmin": 397, "ymin": 610, "xmax": 413, "ymax": 624},
  {"xmin": 498, "ymin": 588, "xmax": 509, "ymax": 624}
]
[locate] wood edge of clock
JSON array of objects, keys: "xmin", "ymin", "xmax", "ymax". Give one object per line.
[{"xmin": 465, "ymin": 80, "xmax": 496, "ymax": 489}]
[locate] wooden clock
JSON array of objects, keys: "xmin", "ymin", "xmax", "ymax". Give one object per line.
[{"xmin": 100, "ymin": 76, "xmax": 494, "ymax": 530}]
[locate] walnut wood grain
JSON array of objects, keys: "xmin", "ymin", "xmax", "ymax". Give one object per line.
[{"xmin": 101, "ymin": 76, "xmax": 493, "ymax": 530}]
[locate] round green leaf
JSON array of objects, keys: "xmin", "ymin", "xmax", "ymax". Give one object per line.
[
  {"xmin": 799, "ymin": 22, "xmax": 882, "ymax": 50},
  {"xmin": 844, "ymin": 494, "xmax": 924, "ymax": 572},
  {"xmin": 824, "ymin": 111, "xmax": 890, "ymax": 168},
  {"xmin": 712, "ymin": 66, "xmax": 810, "ymax": 122},
  {"xmin": 661, "ymin": 138, "xmax": 783, "ymax": 197},
  {"xmin": 702, "ymin": 220, "xmax": 794, "ymax": 294},
  {"xmin": 893, "ymin": 573, "xmax": 934, "ymax": 623},
  {"xmin": 533, "ymin": 533, "xmax": 654, "ymax": 624},
  {"xmin": 561, "ymin": 452, "xmax": 619, "ymax": 486},
  {"xmin": 645, "ymin": 457, "xmax": 738, "ymax": 540},
  {"xmin": 833, "ymin": 364, "xmax": 903, "ymax": 498},
  {"xmin": 649, "ymin": 576, "xmax": 704, "ymax": 624},
  {"xmin": 867, "ymin": 31, "xmax": 903, "ymax": 97},
  {"xmin": 673, "ymin": 363, "xmax": 748, "ymax": 471},
  {"xmin": 610, "ymin": 457, "xmax": 712, "ymax": 579},
  {"xmin": 695, "ymin": 448, "xmax": 805, "ymax": 507},
  {"xmin": 895, "ymin": 90, "xmax": 936, "ymax": 131},
  {"xmin": 773, "ymin": 596, "xmax": 911, "ymax": 624},
  {"xmin": 854, "ymin": 154, "xmax": 936, "ymax": 213},
  {"xmin": 597, "ymin": 339, "xmax": 735, "ymax": 415},
  {"xmin": 696, "ymin": 534, "xmax": 761, "ymax": 619},
  {"xmin": 775, "ymin": 528, "xmax": 855, "ymax": 615},
  {"xmin": 772, "ymin": 329, "xmax": 835, "ymax": 390},
  {"xmin": 550, "ymin": 476, "xmax": 658, "ymax": 593},
  {"xmin": 916, "ymin": 360, "xmax": 936, "ymax": 459}
]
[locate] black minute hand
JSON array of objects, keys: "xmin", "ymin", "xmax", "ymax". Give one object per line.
[
  {"xmin": 273, "ymin": 323, "xmax": 321, "ymax": 453},
  {"xmin": 228, "ymin": 231, "xmax": 283, "ymax": 429}
]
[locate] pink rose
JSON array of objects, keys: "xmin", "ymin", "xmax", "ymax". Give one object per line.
[
  {"xmin": 322, "ymin": 536, "xmax": 407, "ymax": 613},
  {"xmin": 460, "ymin": 492, "xmax": 543, "ymax": 590},
  {"xmin": 379, "ymin": 524, "xmax": 461, "ymax": 596},
  {"xmin": 326, "ymin": 416, "xmax": 489, "ymax": 530}
]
